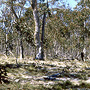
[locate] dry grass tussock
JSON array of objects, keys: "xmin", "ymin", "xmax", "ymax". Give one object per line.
[{"xmin": 0, "ymin": 56, "xmax": 90, "ymax": 89}]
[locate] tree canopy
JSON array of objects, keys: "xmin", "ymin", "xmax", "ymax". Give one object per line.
[{"xmin": 0, "ymin": 0, "xmax": 90, "ymax": 60}]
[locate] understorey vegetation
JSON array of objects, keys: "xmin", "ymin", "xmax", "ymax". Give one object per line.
[{"xmin": 0, "ymin": 58, "xmax": 90, "ymax": 89}]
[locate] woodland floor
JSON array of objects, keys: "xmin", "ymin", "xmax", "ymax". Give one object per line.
[{"xmin": 0, "ymin": 56, "xmax": 90, "ymax": 90}]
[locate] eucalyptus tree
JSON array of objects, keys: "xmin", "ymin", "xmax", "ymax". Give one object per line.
[
  {"xmin": 45, "ymin": 7, "xmax": 72, "ymax": 58},
  {"xmin": 1, "ymin": 0, "xmax": 51, "ymax": 60},
  {"xmin": 30, "ymin": 0, "xmax": 70, "ymax": 59},
  {"xmin": 29, "ymin": 0, "xmax": 50, "ymax": 60},
  {"xmin": 0, "ymin": 5, "xmax": 14, "ymax": 56},
  {"xmin": 10, "ymin": 0, "xmax": 26, "ymax": 60},
  {"xmin": 1, "ymin": 0, "xmax": 27, "ymax": 59},
  {"xmin": 74, "ymin": 0, "xmax": 90, "ymax": 59}
]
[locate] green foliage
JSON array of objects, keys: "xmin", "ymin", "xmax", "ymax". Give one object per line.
[
  {"xmin": 52, "ymin": 85, "xmax": 62, "ymax": 90},
  {"xmin": 52, "ymin": 80, "xmax": 74, "ymax": 89},
  {"xmin": 0, "ymin": 0, "xmax": 90, "ymax": 59},
  {"xmin": 79, "ymin": 82, "xmax": 90, "ymax": 88}
]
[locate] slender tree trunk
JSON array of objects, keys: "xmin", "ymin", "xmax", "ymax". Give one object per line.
[
  {"xmin": 16, "ymin": 37, "xmax": 19, "ymax": 64},
  {"xmin": 41, "ymin": 12, "xmax": 46, "ymax": 60},
  {"xmin": 5, "ymin": 33, "xmax": 8, "ymax": 56},
  {"xmin": 20, "ymin": 34, "xmax": 24, "ymax": 60},
  {"xmin": 16, "ymin": 26, "xmax": 24, "ymax": 60},
  {"xmin": 1, "ymin": 40, "xmax": 3, "ymax": 52}
]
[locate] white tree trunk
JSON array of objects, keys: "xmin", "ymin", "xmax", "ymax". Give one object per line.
[
  {"xmin": 33, "ymin": 10, "xmax": 40, "ymax": 46},
  {"xmin": 31, "ymin": 0, "xmax": 47, "ymax": 60},
  {"xmin": 20, "ymin": 39, "xmax": 24, "ymax": 60},
  {"xmin": 32, "ymin": 0, "xmax": 40, "ymax": 47},
  {"xmin": 32, "ymin": 0, "xmax": 42, "ymax": 59}
]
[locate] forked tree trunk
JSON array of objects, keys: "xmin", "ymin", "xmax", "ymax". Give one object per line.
[{"xmin": 31, "ymin": 0, "xmax": 47, "ymax": 60}]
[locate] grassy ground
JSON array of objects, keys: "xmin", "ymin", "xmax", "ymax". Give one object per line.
[{"xmin": 0, "ymin": 56, "xmax": 90, "ymax": 90}]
